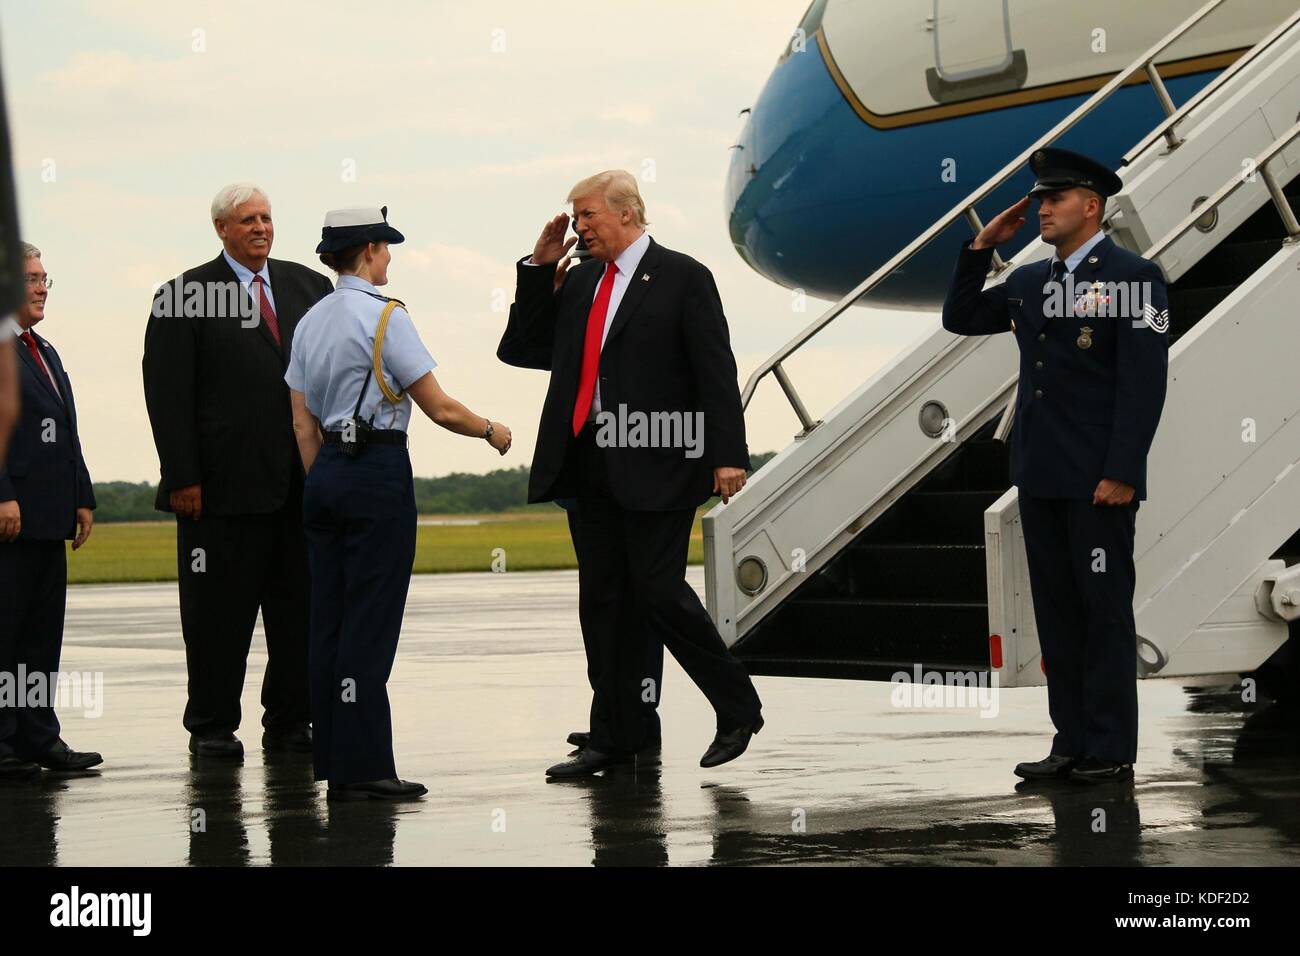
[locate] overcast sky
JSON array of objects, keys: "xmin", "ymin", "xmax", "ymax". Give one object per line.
[{"xmin": 2, "ymin": 0, "xmax": 930, "ymax": 484}]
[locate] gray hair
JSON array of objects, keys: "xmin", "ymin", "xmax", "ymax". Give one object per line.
[
  {"xmin": 210, "ymin": 182, "xmax": 269, "ymax": 222},
  {"xmin": 20, "ymin": 242, "xmax": 40, "ymax": 259},
  {"xmin": 566, "ymin": 170, "xmax": 648, "ymax": 227}
]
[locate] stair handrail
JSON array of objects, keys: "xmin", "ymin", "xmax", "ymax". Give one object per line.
[
  {"xmin": 741, "ymin": 0, "xmax": 1238, "ymax": 434},
  {"xmin": 1145, "ymin": 117, "xmax": 1300, "ymax": 261}
]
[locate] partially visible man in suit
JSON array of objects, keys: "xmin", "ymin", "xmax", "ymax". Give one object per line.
[
  {"xmin": 143, "ymin": 183, "xmax": 332, "ymax": 760},
  {"xmin": 499, "ymin": 170, "xmax": 764, "ymax": 777},
  {"xmin": 0, "ymin": 242, "xmax": 102, "ymax": 779}
]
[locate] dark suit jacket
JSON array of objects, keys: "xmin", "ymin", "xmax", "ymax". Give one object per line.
[
  {"xmin": 942, "ymin": 236, "xmax": 1168, "ymax": 500},
  {"xmin": 498, "ymin": 237, "xmax": 749, "ymax": 511},
  {"xmin": 0, "ymin": 326, "xmax": 95, "ymax": 540},
  {"xmin": 142, "ymin": 253, "xmax": 332, "ymax": 516}
]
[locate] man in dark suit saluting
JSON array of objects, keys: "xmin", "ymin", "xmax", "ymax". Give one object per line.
[
  {"xmin": 0, "ymin": 242, "xmax": 101, "ymax": 778},
  {"xmin": 143, "ymin": 183, "xmax": 332, "ymax": 760},
  {"xmin": 499, "ymin": 170, "xmax": 764, "ymax": 777}
]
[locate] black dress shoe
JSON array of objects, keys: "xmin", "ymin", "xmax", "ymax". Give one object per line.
[
  {"xmin": 1069, "ymin": 757, "xmax": 1134, "ymax": 784},
  {"xmin": 0, "ymin": 755, "xmax": 42, "ymax": 779},
  {"xmin": 700, "ymin": 715, "xmax": 764, "ymax": 768},
  {"xmin": 546, "ymin": 748, "xmax": 633, "ymax": 778},
  {"xmin": 31, "ymin": 738, "xmax": 103, "ymax": 771},
  {"xmin": 327, "ymin": 778, "xmax": 428, "ymax": 802},
  {"xmin": 188, "ymin": 733, "xmax": 244, "ymax": 759},
  {"xmin": 263, "ymin": 724, "xmax": 313, "ymax": 754},
  {"xmin": 1014, "ymin": 754, "xmax": 1078, "ymax": 780}
]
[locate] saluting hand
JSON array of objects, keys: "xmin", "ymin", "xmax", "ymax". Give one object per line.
[
  {"xmin": 1093, "ymin": 478, "xmax": 1135, "ymax": 506},
  {"xmin": 972, "ymin": 197, "xmax": 1031, "ymax": 250},
  {"xmin": 532, "ymin": 213, "xmax": 577, "ymax": 266}
]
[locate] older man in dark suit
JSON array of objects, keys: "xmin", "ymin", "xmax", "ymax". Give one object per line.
[
  {"xmin": 143, "ymin": 183, "xmax": 332, "ymax": 760},
  {"xmin": 499, "ymin": 170, "xmax": 764, "ymax": 777},
  {"xmin": 0, "ymin": 242, "xmax": 101, "ymax": 779}
]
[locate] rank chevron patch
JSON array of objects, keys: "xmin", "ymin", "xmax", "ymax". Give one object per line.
[{"xmin": 1142, "ymin": 302, "xmax": 1170, "ymax": 333}]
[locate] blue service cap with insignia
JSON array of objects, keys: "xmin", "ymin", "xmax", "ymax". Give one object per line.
[
  {"xmin": 316, "ymin": 205, "xmax": 405, "ymax": 253},
  {"xmin": 1027, "ymin": 147, "xmax": 1122, "ymax": 199}
]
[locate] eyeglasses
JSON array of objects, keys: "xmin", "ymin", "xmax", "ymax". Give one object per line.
[{"xmin": 24, "ymin": 276, "xmax": 53, "ymax": 289}]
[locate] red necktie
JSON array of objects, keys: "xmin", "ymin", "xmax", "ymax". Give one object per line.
[
  {"xmin": 19, "ymin": 330, "xmax": 59, "ymax": 396},
  {"xmin": 571, "ymin": 262, "xmax": 618, "ymax": 435},
  {"xmin": 252, "ymin": 274, "xmax": 282, "ymax": 347}
]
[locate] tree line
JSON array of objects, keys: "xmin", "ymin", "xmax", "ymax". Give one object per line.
[{"xmin": 91, "ymin": 451, "xmax": 778, "ymax": 522}]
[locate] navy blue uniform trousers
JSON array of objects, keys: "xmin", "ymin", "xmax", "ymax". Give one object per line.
[
  {"xmin": 302, "ymin": 443, "xmax": 416, "ymax": 784},
  {"xmin": 0, "ymin": 541, "xmax": 66, "ymax": 759},
  {"xmin": 1019, "ymin": 494, "xmax": 1140, "ymax": 764}
]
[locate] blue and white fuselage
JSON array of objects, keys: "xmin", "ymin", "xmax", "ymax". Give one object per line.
[{"xmin": 726, "ymin": 0, "xmax": 1293, "ymax": 306}]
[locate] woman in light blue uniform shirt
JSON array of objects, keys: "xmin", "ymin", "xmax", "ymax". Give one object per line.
[{"xmin": 286, "ymin": 207, "xmax": 511, "ymax": 802}]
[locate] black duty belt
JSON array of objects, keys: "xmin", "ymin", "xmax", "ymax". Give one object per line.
[{"xmin": 323, "ymin": 429, "xmax": 408, "ymax": 447}]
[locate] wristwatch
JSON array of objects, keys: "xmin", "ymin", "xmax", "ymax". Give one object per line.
[{"xmin": 483, "ymin": 419, "xmax": 494, "ymax": 441}]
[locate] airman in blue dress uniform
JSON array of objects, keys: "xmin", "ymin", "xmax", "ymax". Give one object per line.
[
  {"xmin": 287, "ymin": 207, "xmax": 512, "ymax": 801},
  {"xmin": 942, "ymin": 148, "xmax": 1169, "ymax": 784}
]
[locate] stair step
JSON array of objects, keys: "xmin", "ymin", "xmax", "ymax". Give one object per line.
[
  {"xmin": 1167, "ymin": 284, "xmax": 1236, "ymax": 338},
  {"xmin": 841, "ymin": 542, "xmax": 988, "ymax": 600},
  {"xmin": 921, "ymin": 439, "xmax": 1011, "ymax": 492},
  {"xmin": 742, "ymin": 597, "xmax": 990, "ymax": 667},
  {"xmin": 858, "ymin": 489, "xmax": 1003, "ymax": 545},
  {"xmin": 1178, "ymin": 237, "xmax": 1281, "ymax": 289}
]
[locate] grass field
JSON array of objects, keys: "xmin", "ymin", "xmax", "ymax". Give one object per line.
[{"xmin": 66, "ymin": 510, "xmax": 707, "ymax": 584}]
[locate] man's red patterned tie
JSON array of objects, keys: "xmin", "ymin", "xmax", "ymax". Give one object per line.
[
  {"xmin": 571, "ymin": 262, "xmax": 618, "ymax": 435},
  {"xmin": 252, "ymin": 274, "xmax": 282, "ymax": 347}
]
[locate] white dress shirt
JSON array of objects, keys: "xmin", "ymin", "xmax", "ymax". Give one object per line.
[{"xmin": 525, "ymin": 229, "xmax": 650, "ymax": 415}]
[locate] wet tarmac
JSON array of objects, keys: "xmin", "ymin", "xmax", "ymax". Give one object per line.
[{"xmin": 2, "ymin": 568, "xmax": 1299, "ymax": 866}]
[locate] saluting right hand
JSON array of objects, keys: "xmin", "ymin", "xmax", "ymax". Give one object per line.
[
  {"xmin": 972, "ymin": 197, "xmax": 1031, "ymax": 250},
  {"xmin": 532, "ymin": 213, "xmax": 577, "ymax": 266},
  {"xmin": 170, "ymin": 483, "xmax": 202, "ymax": 521}
]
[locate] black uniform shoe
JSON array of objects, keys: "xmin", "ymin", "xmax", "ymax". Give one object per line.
[
  {"xmin": 188, "ymin": 733, "xmax": 244, "ymax": 760},
  {"xmin": 0, "ymin": 755, "xmax": 42, "ymax": 779},
  {"xmin": 1069, "ymin": 757, "xmax": 1134, "ymax": 784},
  {"xmin": 262, "ymin": 724, "xmax": 313, "ymax": 754},
  {"xmin": 700, "ymin": 715, "xmax": 764, "ymax": 768},
  {"xmin": 31, "ymin": 738, "xmax": 103, "ymax": 771},
  {"xmin": 327, "ymin": 778, "xmax": 427, "ymax": 802},
  {"xmin": 546, "ymin": 748, "xmax": 633, "ymax": 778},
  {"xmin": 1013, "ymin": 754, "xmax": 1078, "ymax": 780}
]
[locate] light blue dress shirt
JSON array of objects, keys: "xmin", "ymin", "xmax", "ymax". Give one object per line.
[
  {"xmin": 1050, "ymin": 228, "xmax": 1106, "ymax": 274},
  {"xmin": 285, "ymin": 275, "xmax": 437, "ymax": 432},
  {"xmin": 222, "ymin": 249, "xmax": 276, "ymax": 314}
]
